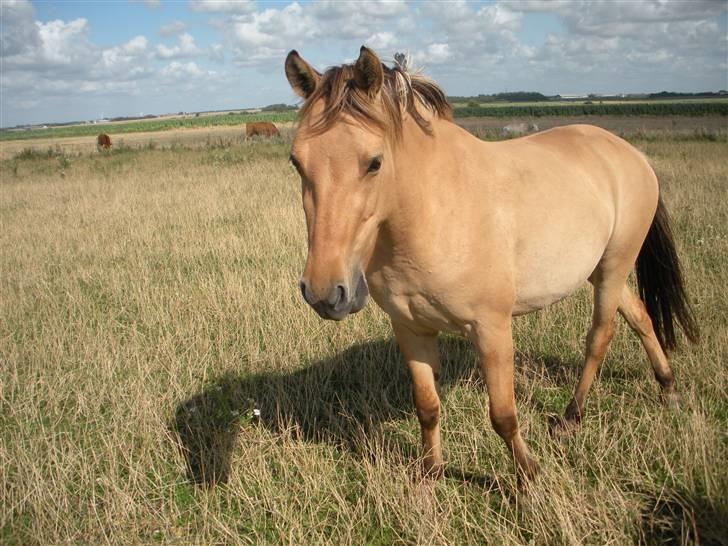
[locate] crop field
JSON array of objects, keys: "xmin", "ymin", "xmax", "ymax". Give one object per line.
[
  {"xmin": 451, "ymin": 100, "xmax": 728, "ymax": 118},
  {"xmin": 1, "ymin": 125, "xmax": 726, "ymax": 544},
  {"xmin": 0, "ymin": 111, "xmax": 299, "ymax": 142}
]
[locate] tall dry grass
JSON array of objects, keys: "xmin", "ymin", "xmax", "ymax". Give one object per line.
[{"xmin": 1, "ymin": 134, "xmax": 726, "ymax": 544}]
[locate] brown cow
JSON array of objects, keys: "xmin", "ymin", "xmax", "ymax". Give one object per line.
[
  {"xmin": 246, "ymin": 121, "xmax": 279, "ymax": 138},
  {"xmin": 97, "ymin": 133, "xmax": 112, "ymax": 150}
]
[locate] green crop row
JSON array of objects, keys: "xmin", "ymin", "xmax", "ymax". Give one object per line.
[{"xmin": 453, "ymin": 101, "xmax": 728, "ymax": 118}]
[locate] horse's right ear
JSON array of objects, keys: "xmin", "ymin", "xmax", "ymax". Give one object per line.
[{"xmin": 285, "ymin": 50, "xmax": 320, "ymax": 99}]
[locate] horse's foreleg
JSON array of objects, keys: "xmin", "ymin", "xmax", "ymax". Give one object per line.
[
  {"xmin": 618, "ymin": 285, "xmax": 680, "ymax": 407},
  {"xmin": 472, "ymin": 317, "xmax": 539, "ymax": 480},
  {"xmin": 393, "ymin": 322, "xmax": 443, "ymax": 478}
]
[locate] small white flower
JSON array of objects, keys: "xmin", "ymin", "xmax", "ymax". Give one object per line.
[{"xmin": 253, "ymin": 409, "xmax": 261, "ymax": 417}]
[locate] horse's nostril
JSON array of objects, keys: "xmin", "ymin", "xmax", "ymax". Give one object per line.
[
  {"xmin": 299, "ymin": 279, "xmax": 312, "ymax": 304},
  {"xmin": 336, "ymin": 284, "xmax": 346, "ymax": 306},
  {"xmin": 326, "ymin": 284, "xmax": 347, "ymax": 307}
]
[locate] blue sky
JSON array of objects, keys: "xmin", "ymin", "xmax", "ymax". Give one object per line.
[{"xmin": 2, "ymin": 0, "xmax": 726, "ymax": 127}]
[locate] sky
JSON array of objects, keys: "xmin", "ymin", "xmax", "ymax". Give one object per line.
[{"xmin": 1, "ymin": 0, "xmax": 727, "ymax": 127}]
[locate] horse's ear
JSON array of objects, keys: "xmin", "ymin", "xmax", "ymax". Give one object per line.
[
  {"xmin": 353, "ymin": 46, "xmax": 383, "ymax": 97},
  {"xmin": 285, "ymin": 50, "xmax": 321, "ymax": 99}
]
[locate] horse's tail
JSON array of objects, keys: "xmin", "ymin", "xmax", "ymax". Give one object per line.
[{"xmin": 636, "ymin": 195, "xmax": 700, "ymax": 351}]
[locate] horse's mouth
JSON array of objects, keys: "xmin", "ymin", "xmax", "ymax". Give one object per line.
[{"xmin": 308, "ymin": 271, "xmax": 369, "ymax": 321}]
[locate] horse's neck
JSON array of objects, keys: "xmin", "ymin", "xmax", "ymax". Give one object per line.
[{"xmin": 389, "ymin": 115, "xmax": 480, "ymax": 215}]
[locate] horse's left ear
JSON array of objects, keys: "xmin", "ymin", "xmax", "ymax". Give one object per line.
[
  {"xmin": 285, "ymin": 50, "xmax": 321, "ymax": 99},
  {"xmin": 353, "ymin": 46, "xmax": 383, "ymax": 97}
]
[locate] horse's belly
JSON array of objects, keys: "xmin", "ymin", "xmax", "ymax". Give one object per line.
[{"xmin": 513, "ymin": 238, "xmax": 605, "ymax": 315}]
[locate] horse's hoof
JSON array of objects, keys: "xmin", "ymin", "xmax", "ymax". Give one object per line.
[
  {"xmin": 663, "ymin": 390, "xmax": 681, "ymax": 411},
  {"xmin": 519, "ymin": 457, "xmax": 540, "ymax": 481},
  {"xmin": 549, "ymin": 415, "xmax": 579, "ymax": 440},
  {"xmin": 516, "ymin": 457, "xmax": 540, "ymax": 490}
]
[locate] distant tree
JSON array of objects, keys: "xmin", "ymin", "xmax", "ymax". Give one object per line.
[{"xmin": 262, "ymin": 103, "xmax": 298, "ymax": 112}]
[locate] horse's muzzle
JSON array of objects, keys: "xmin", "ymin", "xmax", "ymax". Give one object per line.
[{"xmin": 299, "ymin": 271, "xmax": 369, "ymax": 321}]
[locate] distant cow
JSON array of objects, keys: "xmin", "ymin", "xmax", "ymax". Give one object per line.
[
  {"xmin": 246, "ymin": 122, "xmax": 280, "ymax": 138},
  {"xmin": 97, "ymin": 133, "xmax": 112, "ymax": 150}
]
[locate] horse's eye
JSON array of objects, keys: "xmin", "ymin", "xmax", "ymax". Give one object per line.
[{"xmin": 367, "ymin": 155, "xmax": 383, "ymax": 174}]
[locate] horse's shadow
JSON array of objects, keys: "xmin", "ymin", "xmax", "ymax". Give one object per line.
[{"xmin": 172, "ymin": 336, "xmax": 579, "ymax": 486}]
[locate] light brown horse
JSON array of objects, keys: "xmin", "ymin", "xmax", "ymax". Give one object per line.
[{"xmin": 284, "ymin": 47, "xmax": 699, "ymax": 480}]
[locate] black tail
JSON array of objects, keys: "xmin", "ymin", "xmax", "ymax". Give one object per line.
[{"xmin": 636, "ymin": 196, "xmax": 700, "ymax": 351}]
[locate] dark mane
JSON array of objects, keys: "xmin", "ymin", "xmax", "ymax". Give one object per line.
[{"xmin": 298, "ymin": 59, "xmax": 452, "ymax": 139}]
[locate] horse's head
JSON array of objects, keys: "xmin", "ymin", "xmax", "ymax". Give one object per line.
[
  {"xmin": 284, "ymin": 47, "xmax": 390, "ymax": 320},
  {"xmin": 285, "ymin": 47, "xmax": 450, "ymax": 320}
]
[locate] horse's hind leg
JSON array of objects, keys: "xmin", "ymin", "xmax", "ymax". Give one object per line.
[
  {"xmin": 556, "ymin": 266, "xmax": 627, "ymax": 433},
  {"xmin": 618, "ymin": 285, "xmax": 680, "ymax": 407}
]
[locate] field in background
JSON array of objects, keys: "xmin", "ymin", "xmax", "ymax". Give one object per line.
[
  {"xmin": 3, "ymin": 98, "xmax": 726, "ymax": 143},
  {"xmin": 1, "ymin": 115, "xmax": 725, "ymax": 161},
  {"xmin": 0, "ymin": 110, "xmax": 298, "ymax": 142},
  {"xmin": 1, "ymin": 125, "xmax": 726, "ymax": 544},
  {"xmin": 452, "ymin": 100, "xmax": 728, "ymax": 118}
]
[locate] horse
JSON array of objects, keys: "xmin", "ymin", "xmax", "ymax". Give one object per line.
[
  {"xmin": 246, "ymin": 121, "xmax": 280, "ymax": 138},
  {"xmin": 97, "ymin": 133, "xmax": 112, "ymax": 150},
  {"xmin": 284, "ymin": 47, "xmax": 699, "ymax": 480}
]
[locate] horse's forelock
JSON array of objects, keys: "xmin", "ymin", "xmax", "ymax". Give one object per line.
[{"xmin": 298, "ymin": 61, "xmax": 451, "ymax": 140}]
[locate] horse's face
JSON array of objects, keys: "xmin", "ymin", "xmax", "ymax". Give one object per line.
[{"xmin": 286, "ymin": 48, "xmax": 389, "ymax": 320}]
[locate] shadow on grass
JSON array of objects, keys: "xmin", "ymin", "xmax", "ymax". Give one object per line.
[
  {"xmin": 171, "ymin": 336, "xmax": 594, "ymax": 487},
  {"xmin": 637, "ymin": 487, "xmax": 728, "ymax": 546},
  {"xmin": 173, "ymin": 337, "xmax": 484, "ymax": 485}
]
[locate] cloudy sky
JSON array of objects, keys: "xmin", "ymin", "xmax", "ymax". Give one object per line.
[{"xmin": 1, "ymin": 0, "xmax": 726, "ymax": 127}]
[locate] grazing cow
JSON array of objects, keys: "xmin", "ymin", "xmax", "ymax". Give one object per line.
[
  {"xmin": 97, "ymin": 133, "xmax": 112, "ymax": 150},
  {"xmin": 246, "ymin": 121, "xmax": 280, "ymax": 138}
]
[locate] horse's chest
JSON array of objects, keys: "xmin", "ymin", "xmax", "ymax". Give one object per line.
[{"xmin": 366, "ymin": 269, "xmax": 463, "ymax": 333}]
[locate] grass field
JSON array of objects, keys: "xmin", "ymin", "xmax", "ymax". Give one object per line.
[{"xmin": 1, "ymin": 127, "xmax": 726, "ymax": 544}]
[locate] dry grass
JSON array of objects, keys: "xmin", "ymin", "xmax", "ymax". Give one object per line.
[{"xmin": 1, "ymin": 132, "xmax": 726, "ymax": 545}]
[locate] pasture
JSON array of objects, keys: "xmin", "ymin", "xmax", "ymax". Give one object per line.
[{"xmin": 1, "ymin": 127, "xmax": 726, "ymax": 544}]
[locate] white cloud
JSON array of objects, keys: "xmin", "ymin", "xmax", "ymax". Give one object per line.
[
  {"xmin": 160, "ymin": 61, "xmax": 207, "ymax": 79},
  {"xmin": 160, "ymin": 20, "xmax": 187, "ymax": 36},
  {"xmin": 0, "ymin": 0, "xmax": 39, "ymax": 57},
  {"xmin": 415, "ymin": 43, "xmax": 452, "ymax": 65},
  {"xmin": 209, "ymin": 43, "xmax": 225, "ymax": 62},
  {"xmin": 156, "ymin": 33, "xmax": 201, "ymax": 59},
  {"xmin": 2, "ymin": 0, "xmax": 726, "ymax": 126},
  {"xmin": 188, "ymin": 0, "xmax": 256, "ymax": 14},
  {"xmin": 364, "ymin": 32, "xmax": 397, "ymax": 52}
]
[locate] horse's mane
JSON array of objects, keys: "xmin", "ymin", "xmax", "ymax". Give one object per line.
[{"xmin": 298, "ymin": 56, "xmax": 452, "ymax": 140}]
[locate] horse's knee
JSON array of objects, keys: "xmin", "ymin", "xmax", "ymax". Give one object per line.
[
  {"xmin": 416, "ymin": 400, "xmax": 440, "ymax": 430},
  {"xmin": 490, "ymin": 410, "xmax": 518, "ymax": 441}
]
